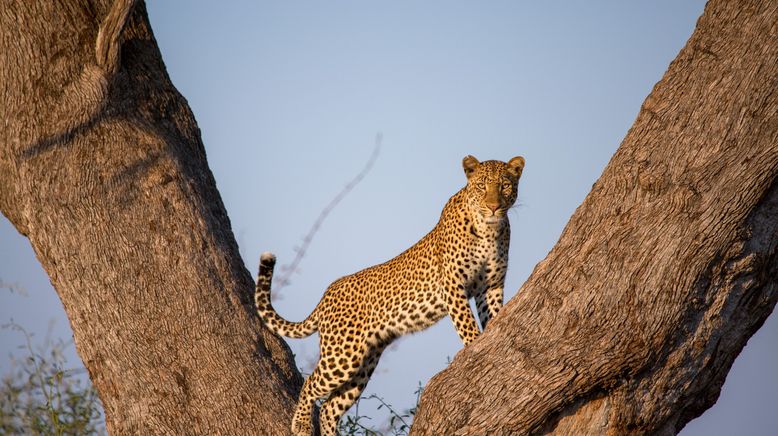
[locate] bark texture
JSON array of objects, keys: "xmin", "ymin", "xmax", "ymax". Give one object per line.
[
  {"xmin": 412, "ymin": 0, "xmax": 777, "ymax": 434},
  {"xmin": 0, "ymin": 1, "xmax": 301, "ymax": 434}
]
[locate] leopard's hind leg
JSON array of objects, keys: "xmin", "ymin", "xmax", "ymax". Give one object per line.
[
  {"xmin": 292, "ymin": 336, "xmax": 371, "ymax": 435},
  {"xmin": 291, "ymin": 363, "xmax": 331, "ymax": 435},
  {"xmin": 318, "ymin": 344, "xmax": 386, "ymax": 436}
]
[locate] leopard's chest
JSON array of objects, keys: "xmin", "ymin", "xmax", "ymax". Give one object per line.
[
  {"xmin": 447, "ymin": 231, "xmax": 504, "ymax": 276},
  {"xmin": 468, "ymin": 225, "xmax": 506, "ymax": 258}
]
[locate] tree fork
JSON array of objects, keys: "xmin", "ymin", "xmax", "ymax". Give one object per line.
[
  {"xmin": 2, "ymin": 0, "xmax": 776, "ymax": 434},
  {"xmin": 412, "ymin": 0, "xmax": 777, "ymax": 434}
]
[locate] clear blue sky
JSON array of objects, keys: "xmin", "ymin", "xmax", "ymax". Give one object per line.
[{"xmin": 1, "ymin": 1, "xmax": 775, "ymax": 434}]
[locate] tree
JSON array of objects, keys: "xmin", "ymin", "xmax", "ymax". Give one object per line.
[
  {"xmin": 0, "ymin": 1, "xmax": 300, "ymax": 433},
  {"xmin": 0, "ymin": 1, "xmax": 775, "ymax": 436},
  {"xmin": 411, "ymin": 0, "xmax": 778, "ymax": 434}
]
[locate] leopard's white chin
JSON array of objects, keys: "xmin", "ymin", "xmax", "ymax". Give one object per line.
[{"xmin": 484, "ymin": 216, "xmax": 502, "ymax": 225}]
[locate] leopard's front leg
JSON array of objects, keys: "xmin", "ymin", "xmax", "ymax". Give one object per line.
[
  {"xmin": 478, "ymin": 259, "xmax": 506, "ymax": 329},
  {"xmin": 443, "ymin": 269, "xmax": 481, "ymax": 345}
]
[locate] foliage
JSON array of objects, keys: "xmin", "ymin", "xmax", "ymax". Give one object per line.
[
  {"xmin": 338, "ymin": 381, "xmax": 424, "ymax": 436},
  {"xmin": 0, "ymin": 322, "xmax": 105, "ymax": 435}
]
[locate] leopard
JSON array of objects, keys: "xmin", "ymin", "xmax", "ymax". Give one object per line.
[{"xmin": 255, "ymin": 155, "xmax": 525, "ymax": 435}]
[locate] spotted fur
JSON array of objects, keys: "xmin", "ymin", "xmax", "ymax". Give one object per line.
[{"xmin": 255, "ymin": 155, "xmax": 525, "ymax": 435}]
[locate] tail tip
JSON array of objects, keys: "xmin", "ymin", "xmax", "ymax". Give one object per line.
[{"xmin": 259, "ymin": 252, "xmax": 277, "ymax": 267}]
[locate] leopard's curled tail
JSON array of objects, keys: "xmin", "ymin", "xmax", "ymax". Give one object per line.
[{"xmin": 255, "ymin": 252, "xmax": 319, "ymax": 338}]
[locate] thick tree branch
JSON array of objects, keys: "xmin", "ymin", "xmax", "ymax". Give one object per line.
[
  {"xmin": 412, "ymin": 0, "xmax": 778, "ymax": 434},
  {"xmin": 1, "ymin": 1, "xmax": 301, "ymax": 433}
]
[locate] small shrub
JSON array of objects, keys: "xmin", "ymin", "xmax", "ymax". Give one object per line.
[
  {"xmin": 338, "ymin": 381, "xmax": 424, "ymax": 436},
  {"xmin": 0, "ymin": 322, "xmax": 105, "ymax": 435}
]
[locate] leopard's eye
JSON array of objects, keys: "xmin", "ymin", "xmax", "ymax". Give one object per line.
[{"xmin": 475, "ymin": 181, "xmax": 485, "ymax": 190}]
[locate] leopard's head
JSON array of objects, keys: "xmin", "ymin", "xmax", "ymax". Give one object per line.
[{"xmin": 462, "ymin": 155, "xmax": 525, "ymax": 225}]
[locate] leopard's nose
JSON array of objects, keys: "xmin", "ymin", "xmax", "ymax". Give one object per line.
[{"xmin": 486, "ymin": 202, "xmax": 499, "ymax": 212}]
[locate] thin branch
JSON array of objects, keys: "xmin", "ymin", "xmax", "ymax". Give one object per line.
[
  {"xmin": 0, "ymin": 278, "xmax": 28, "ymax": 296},
  {"xmin": 274, "ymin": 134, "xmax": 382, "ymax": 294}
]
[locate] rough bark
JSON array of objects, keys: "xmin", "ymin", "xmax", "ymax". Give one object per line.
[
  {"xmin": 0, "ymin": 1, "xmax": 301, "ymax": 434},
  {"xmin": 412, "ymin": 0, "xmax": 777, "ymax": 434}
]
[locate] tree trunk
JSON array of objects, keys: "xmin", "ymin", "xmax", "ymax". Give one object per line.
[
  {"xmin": 0, "ymin": 1, "xmax": 301, "ymax": 434},
  {"xmin": 412, "ymin": 0, "xmax": 777, "ymax": 434}
]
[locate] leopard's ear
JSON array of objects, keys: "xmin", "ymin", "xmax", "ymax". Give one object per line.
[
  {"xmin": 508, "ymin": 156, "xmax": 525, "ymax": 178},
  {"xmin": 462, "ymin": 155, "xmax": 480, "ymax": 179}
]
